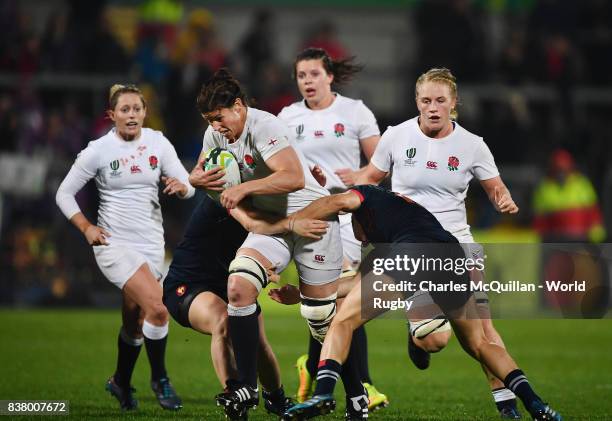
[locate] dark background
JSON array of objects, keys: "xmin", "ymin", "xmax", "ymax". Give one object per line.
[{"xmin": 1, "ymin": 0, "xmax": 611, "ymax": 307}]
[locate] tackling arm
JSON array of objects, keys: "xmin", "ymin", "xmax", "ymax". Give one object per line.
[
  {"xmin": 291, "ymin": 190, "xmax": 362, "ymax": 221},
  {"xmin": 229, "ymin": 202, "xmax": 289, "ymax": 235},
  {"xmin": 229, "ymin": 201, "xmax": 329, "ymax": 240}
]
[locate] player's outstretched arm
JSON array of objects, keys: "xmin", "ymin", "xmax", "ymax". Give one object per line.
[
  {"xmin": 229, "ymin": 202, "xmax": 328, "ymax": 239},
  {"xmin": 291, "ymin": 190, "xmax": 362, "ymax": 222},
  {"xmin": 480, "ymin": 176, "xmax": 519, "ymax": 214}
]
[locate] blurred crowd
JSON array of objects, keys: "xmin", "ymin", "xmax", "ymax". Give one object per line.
[{"xmin": 1, "ymin": 0, "xmax": 611, "ymax": 306}]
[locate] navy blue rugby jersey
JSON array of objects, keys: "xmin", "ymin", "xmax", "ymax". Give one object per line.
[
  {"xmin": 349, "ymin": 185, "xmax": 458, "ymax": 244},
  {"xmin": 164, "ymin": 194, "xmax": 247, "ymax": 289}
]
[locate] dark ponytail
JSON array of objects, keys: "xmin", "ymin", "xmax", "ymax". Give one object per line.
[
  {"xmin": 196, "ymin": 68, "xmax": 249, "ymax": 114},
  {"xmin": 293, "ymin": 47, "xmax": 363, "ymax": 85}
]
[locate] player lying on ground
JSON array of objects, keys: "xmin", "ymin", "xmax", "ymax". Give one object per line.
[{"xmin": 276, "ymin": 186, "xmax": 561, "ymax": 421}]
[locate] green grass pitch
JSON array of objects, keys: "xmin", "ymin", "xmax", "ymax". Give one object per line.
[{"xmin": 1, "ymin": 301, "xmax": 611, "ymax": 420}]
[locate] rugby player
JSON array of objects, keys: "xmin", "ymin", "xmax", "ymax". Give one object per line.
[
  {"xmin": 280, "ymin": 186, "xmax": 561, "ymax": 421},
  {"xmin": 357, "ymin": 67, "xmax": 521, "ymax": 418},
  {"xmin": 56, "ymin": 84, "xmax": 192, "ymax": 411},
  {"xmin": 278, "ymin": 47, "xmax": 387, "ymax": 410},
  {"xmin": 189, "ymin": 69, "xmax": 351, "ymax": 419}
]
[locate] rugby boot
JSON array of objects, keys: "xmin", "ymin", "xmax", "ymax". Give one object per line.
[
  {"xmin": 215, "ymin": 389, "xmax": 248, "ymax": 420},
  {"xmin": 264, "ymin": 387, "xmax": 296, "ymax": 416},
  {"xmin": 408, "ymin": 333, "xmax": 431, "ymax": 370},
  {"xmin": 216, "ymin": 383, "xmax": 259, "ymax": 420},
  {"xmin": 105, "ymin": 376, "xmax": 137, "ymax": 410},
  {"xmin": 282, "ymin": 394, "xmax": 336, "ymax": 420},
  {"xmin": 345, "ymin": 393, "xmax": 369, "ymax": 420},
  {"xmin": 295, "ymin": 354, "xmax": 316, "ymax": 402},
  {"xmin": 528, "ymin": 400, "xmax": 562, "ymax": 421},
  {"xmin": 499, "ymin": 405, "xmax": 522, "ymax": 419},
  {"xmin": 151, "ymin": 377, "xmax": 182, "ymax": 410},
  {"xmin": 363, "ymin": 382, "xmax": 389, "ymax": 411}
]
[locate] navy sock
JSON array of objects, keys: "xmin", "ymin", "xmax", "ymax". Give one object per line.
[
  {"xmin": 114, "ymin": 332, "xmax": 142, "ymax": 387},
  {"xmin": 504, "ymin": 369, "xmax": 541, "ymax": 409},
  {"xmin": 228, "ymin": 309, "xmax": 259, "ymax": 388},
  {"xmin": 144, "ymin": 336, "xmax": 168, "ymax": 381},
  {"xmin": 314, "ymin": 359, "xmax": 342, "ymax": 396},
  {"xmin": 341, "ymin": 340, "xmax": 365, "ymax": 398},
  {"xmin": 353, "ymin": 326, "xmax": 372, "ymax": 384},
  {"xmin": 306, "ymin": 334, "xmax": 322, "ymax": 377}
]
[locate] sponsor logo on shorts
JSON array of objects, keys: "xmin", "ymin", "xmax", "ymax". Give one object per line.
[
  {"xmin": 447, "ymin": 156, "xmax": 460, "ymax": 171},
  {"xmin": 149, "ymin": 155, "xmax": 158, "ymax": 170},
  {"xmin": 176, "ymin": 285, "xmax": 187, "ymax": 297},
  {"xmin": 109, "ymin": 160, "xmax": 122, "ymax": 177},
  {"xmin": 334, "ymin": 123, "xmax": 345, "ymax": 137},
  {"xmin": 314, "ymin": 130, "xmax": 324, "ymax": 138},
  {"xmin": 130, "ymin": 164, "xmax": 142, "ymax": 174},
  {"xmin": 296, "ymin": 124, "xmax": 305, "ymax": 140},
  {"xmin": 426, "ymin": 161, "xmax": 438, "ymax": 170},
  {"xmin": 314, "ymin": 254, "xmax": 326, "ymax": 263},
  {"xmin": 404, "ymin": 147, "xmax": 417, "ymax": 167}
]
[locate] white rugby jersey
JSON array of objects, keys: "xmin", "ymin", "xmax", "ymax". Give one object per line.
[
  {"xmin": 56, "ymin": 127, "xmax": 195, "ymax": 251},
  {"xmin": 201, "ymin": 107, "xmax": 328, "ymax": 216},
  {"xmin": 371, "ymin": 117, "xmax": 499, "ymax": 234},
  {"xmin": 278, "ymin": 94, "xmax": 380, "ymax": 193}
]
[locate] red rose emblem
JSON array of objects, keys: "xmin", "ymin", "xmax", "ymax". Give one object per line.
[
  {"xmin": 244, "ymin": 154, "xmax": 256, "ymax": 169},
  {"xmin": 447, "ymin": 156, "xmax": 460, "ymax": 171},
  {"xmin": 334, "ymin": 123, "xmax": 345, "ymax": 137},
  {"xmin": 149, "ymin": 155, "xmax": 158, "ymax": 170}
]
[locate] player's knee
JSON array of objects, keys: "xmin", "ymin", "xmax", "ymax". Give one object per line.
[
  {"xmin": 227, "ymin": 277, "xmax": 256, "ymax": 306},
  {"xmin": 146, "ymin": 302, "xmax": 169, "ymax": 325},
  {"xmin": 300, "ymin": 293, "xmax": 337, "ymax": 343},
  {"xmin": 227, "ymin": 255, "xmax": 268, "ymax": 304},
  {"xmin": 410, "ymin": 317, "xmax": 451, "ymax": 340},
  {"xmin": 417, "ymin": 331, "xmax": 450, "ymax": 353}
]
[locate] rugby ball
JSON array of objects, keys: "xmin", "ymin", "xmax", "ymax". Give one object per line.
[{"xmin": 202, "ymin": 147, "xmax": 241, "ymax": 202}]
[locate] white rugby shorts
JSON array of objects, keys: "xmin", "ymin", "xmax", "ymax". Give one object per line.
[
  {"xmin": 93, "ymin": 243, "xmax": 164, "ymax": 289},
  {"xmin": 239, "ymin": 219, "xmax": 342, "ymax": 286}
]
